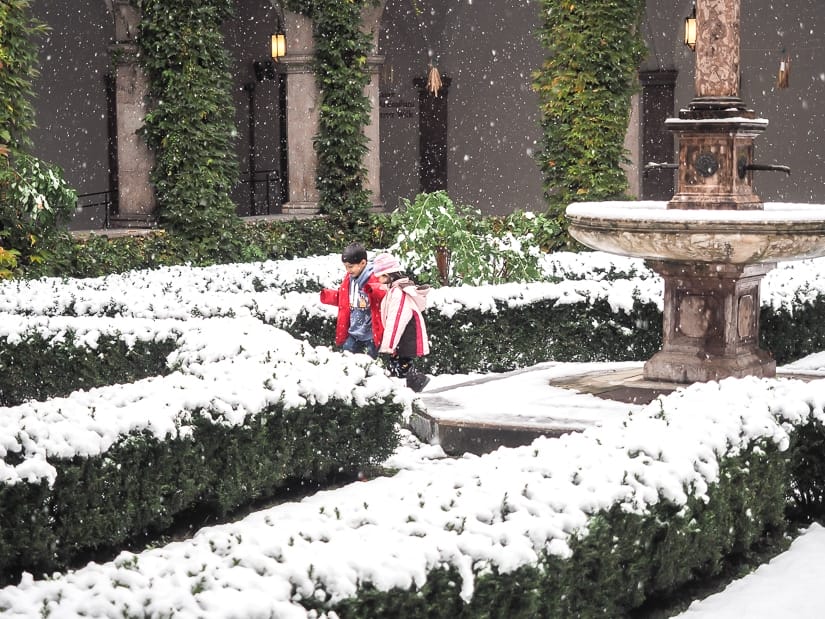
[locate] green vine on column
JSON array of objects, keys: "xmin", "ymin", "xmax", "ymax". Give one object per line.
[
  {"xmin": 533, "ymin": 0, "xmax": 646, "ymax": 240},
  {"xmin": 284, "ymin": 0, "xmax": 375, "ymax": 227},
  {"xmin": 133, "ymin": 0, "xmax": 241, "ymax": 259}
]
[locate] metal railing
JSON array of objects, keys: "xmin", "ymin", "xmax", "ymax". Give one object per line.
[
  {"xmin": 70, "ymin": 171, "xmax": 285, "ymax": 230},
  {"xmin": 72, "ymin": 190, "xmax": 116, "ymax": 230},
  {"xmin": 237, "ymin": 168, "xmax": 283, "ymax": 216}
]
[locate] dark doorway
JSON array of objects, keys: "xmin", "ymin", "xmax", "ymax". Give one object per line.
[
  {"xmin": 414, "ymin": 76, "xmax": 451, "ymax": 193},
  {"xmin": 224, "ymin": 1, "xmax": 287, "ymax": 217},
  {"xmin": 239, "ymin": 60, "xmax": 286, "ymax": 216},
  {"xmin": 641, "ymin": 70, "xmax": 677, "ymax": 200}
]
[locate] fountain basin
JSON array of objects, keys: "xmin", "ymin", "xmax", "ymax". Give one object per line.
[{"xmin": 566, "ymin": 201, "xmax": 825, "ymax": 264}]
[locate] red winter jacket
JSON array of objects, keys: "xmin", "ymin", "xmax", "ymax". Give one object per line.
[{"xmin": 320, "ymin": 273, "xmax": 386, "ymax": 347}]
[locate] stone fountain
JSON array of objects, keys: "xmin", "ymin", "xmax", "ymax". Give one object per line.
[
  {"xmin": 409, "ymin": 0, "xmax": 825, "ymax": 456},
  {"xmin": 566, "ymin": 0, "xmax": 825, "ymax": 384}
]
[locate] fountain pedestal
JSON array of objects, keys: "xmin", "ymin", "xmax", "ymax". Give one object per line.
[
  {"xmin": 666, "ymin": 112, "xmax": 767, "ymax": 212},
  {"xmin": 643, "ymin": 260, "xmax": 776, "ymax": 383}
]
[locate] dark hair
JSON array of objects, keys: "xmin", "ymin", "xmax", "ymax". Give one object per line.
[
  {"xmin": 341, "ymin": 243, "xmax": 367, "ymax": 264},
  {"xmin": 385, "ymin": 271, "xmax": 407, "ymax": 283}
]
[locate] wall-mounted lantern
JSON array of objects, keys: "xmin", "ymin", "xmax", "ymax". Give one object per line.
[
  {"xmin": 271, "ymin": 31, "xmax": 287, "ymax": 61},
  {"xmin": 777, "ymin": 54, "xmax": 790, "ymax": 89},
  {"xmin": 684, "ymin": 4, "xmax": 697, "ymax": 51}
]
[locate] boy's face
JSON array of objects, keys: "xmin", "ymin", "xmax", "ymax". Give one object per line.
[
  {"xmin": 378, "ymin": 273, "xmax": 390, "ymax": 284},
  {"xmin": 343, "ymin": 259, "xmax": 367, "ymax": 277}
]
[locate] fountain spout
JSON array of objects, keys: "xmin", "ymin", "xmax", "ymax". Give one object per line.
[
  {"xmin": 740, "ymin": 162, "xmax": 791, "ymax": 176},
  {"xmin": 644, "ymin": 162, "xmax": 679, "ymax": 171}
]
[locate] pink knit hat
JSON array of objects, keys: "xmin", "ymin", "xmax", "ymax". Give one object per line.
[{"xmin": 372, "ymin": 253, "xmax": 402, "ymax": 276}]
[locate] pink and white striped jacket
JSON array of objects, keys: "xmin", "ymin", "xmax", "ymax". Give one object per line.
[{"xmin": 379, "ymin": 278, "xmax": 430, "ymax": 356}]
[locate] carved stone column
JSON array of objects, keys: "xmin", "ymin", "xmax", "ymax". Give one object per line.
[
  {"xmin": 665, "ymin": 0, "xmax": 764, "ymax": 212},
  {"xmin": 695, "ymin": 0, "xmax": 740, "ymax": 102},
  {"xmin": 364, "ymin": 54, "xmax": 385, "ymax": 211},
  {"xmin": 279, "ymin": 4, "xmax": 386, "ymax": 215},
  {"xmin": 109, "ymin": 0, "xmax": 156, "ymax": 226}
]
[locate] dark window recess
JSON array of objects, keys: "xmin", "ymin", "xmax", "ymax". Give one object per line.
[
  {"xmin": 414, "ymin": 76, "xmax": 451, "ymax": 194},
  {"xmin": 641, "ymin": 70, "xmax": 677, "ymax": 200}
]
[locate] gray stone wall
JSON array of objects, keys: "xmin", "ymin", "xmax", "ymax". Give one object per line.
[
  {"xmin": 29, "ymin": 0, "xmax": 112, "ymax": 197},
  {"xmin": 378, "ymin": 0, "xmax": 546, "ymax": 215},
  {"xmin": 23, "ymin": 0, "xmax": 825, "ymax": 228}
]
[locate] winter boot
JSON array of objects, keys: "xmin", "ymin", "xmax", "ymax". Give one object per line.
[{"xmin": 406, "ymin": 370, "xmax": 430, "ymax": 393}]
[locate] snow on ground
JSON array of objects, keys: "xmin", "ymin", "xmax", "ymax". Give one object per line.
[
  {"xmin": 2, "ymin": 361, "xmax": 825, "ymax": 617},
  {"xmin": 1, "ymin": 252, "xmax": 825, "ymax": 616}
]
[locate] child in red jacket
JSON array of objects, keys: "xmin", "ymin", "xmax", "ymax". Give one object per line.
[{"xmin": 320, "ymin": 243, "xmax": 386, "ymax": 358}]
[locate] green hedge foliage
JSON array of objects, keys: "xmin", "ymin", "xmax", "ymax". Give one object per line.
[
  {"xmin": 0, "ymin": 320, "xmax": 403, "ymax": 582},
  {"xmin": 307, "ymin": 441, "xmax": 790, "ymax": 618},
  {"xmin": 0, "ymin": 333, "xmax": 177, "ymax": 406},
  {"xmin": 2, "ymin": 260, "xmax": 825, "ymax": 606},
  {"xmin": 37, "ymin": 215, "xmax": 394, "ymax": 279},
  {"xmin": 0, "ymin": 397, "xmax": 400, "ymax": 583},
  {"xmin": 286, "ymin": 294, "xmax": 825, "ymax": 374}
]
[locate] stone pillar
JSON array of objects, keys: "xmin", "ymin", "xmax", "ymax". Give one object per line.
[
  {"xmin": 365, "ymin": 54, "xmax": 385, "ymax": 211},
  {"xmin": 110, "ymin": 1, "xmax": 156, "ymax": 226},
  {"xmin": 279, "ymin": 11, "xmax": 320, "ymax": 215},
  {"xmin": 361, "ymin": 2, "xmax": 386, "ymax": 211},
  {"xmin": 695, "ymin": 0, "xmax": 740, "ymax": 101},
  {"xmin": 666, "ymin": 0, "xmax": 764, "ymax": 211},
  {"xmin": 279, "ymin": 4, "xmax": 386, "ymax": 215}
]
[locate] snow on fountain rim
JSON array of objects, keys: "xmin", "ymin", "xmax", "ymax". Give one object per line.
[
  {"xmin": 567, "ymin": 201, "xmax": 825, "ymax": 224},
  {"xmin": 666, "ymin": 115, "xmax": 770, "ymax": 125}
]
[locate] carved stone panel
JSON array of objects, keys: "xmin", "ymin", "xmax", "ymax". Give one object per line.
[
  {"xmin": 737, "ymin": 293, "xmax": 755, "ymax": 340},
  {"xmin": 677, "ymin": 294, "xmax": 714, "ymax": 338}
]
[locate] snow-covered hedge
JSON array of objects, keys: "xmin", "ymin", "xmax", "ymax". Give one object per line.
[
  {"xmin": 2, "ymin": 252, "xmax": 825, "ymax": 613},
  {"xmin": 3, "ymin": 251, "xmax": 823, "ymax": 322},
  {"xmin": 2, "ymin": 376, "xmax": 823, "ymax": 617},
  {"xmin": 2, "ymin": 253, "xmax": 825, "ymax": 375},
  {"xmin": 0, "ymin": 315, "xmax": 185, "ymax": 405},
  {"xmin": 0, "ymin": 318, "xmax": 407, "ymax": 579}
]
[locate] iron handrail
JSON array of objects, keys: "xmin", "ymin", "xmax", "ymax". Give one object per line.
[
  {"xmin": 238, "ymin": 168, "xmax": 283, "ymax": 216},
  {"xmin": 75, "ymin": 189, "xmax": 115, "ymax": 229}
]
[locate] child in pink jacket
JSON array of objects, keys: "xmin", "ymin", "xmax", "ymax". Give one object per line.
[{"xmin": 372, "ymin": 253, "xmax": 431, "ymax": 392}]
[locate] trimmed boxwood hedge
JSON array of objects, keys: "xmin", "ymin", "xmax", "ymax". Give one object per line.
[
  {"xmin": 286, "ymin": 294, "xmax": 825, "ymax": 375},
  {"xmin": 299, "ymin": 442, "xmax": 790, "ymax": 618},
  {"xmin": 6, "ymin": 287, "xmax": 817, "ymax": 396},
  {"xmin": 0, "ymin": 398, "xmax": 401, "ymax": 584},
  {"xmin": 2, "ymin": 262, "xmax": 825, "ymax": 607},
  {"xmin": 0, "ymin": 333, "xmax": 177, "ymax": 406}
]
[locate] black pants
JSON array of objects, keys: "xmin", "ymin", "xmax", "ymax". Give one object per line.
[{"xmin": 386, "ymin": 355, "xmax": 413, "ymax": 378}]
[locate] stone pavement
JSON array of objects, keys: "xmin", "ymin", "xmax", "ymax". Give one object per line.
[{"xmin": 411, "ymin": 362, "xmax": 821, "ymax": 456}]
